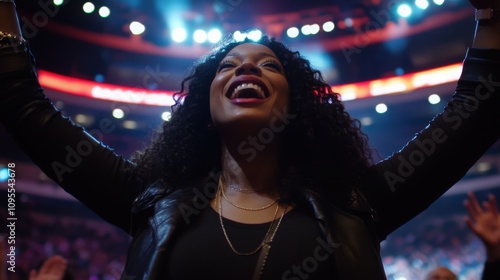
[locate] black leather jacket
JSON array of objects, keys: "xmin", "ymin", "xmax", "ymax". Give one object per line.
[{"xmin": 1, "ymin": 45, "xmax": 500, "ymax": 279}]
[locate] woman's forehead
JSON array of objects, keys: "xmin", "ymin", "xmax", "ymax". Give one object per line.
[{"xmin": 224, "ymin": 43, "xmax": 278, "ymax": 59}]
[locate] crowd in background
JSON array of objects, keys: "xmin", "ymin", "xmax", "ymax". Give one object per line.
[
  {"xmin": 382, "ymin": 215, "xmax": 485, "ymax": 279},
  {"xmin": 0, "ymin": 193, "xmax": 130, "ymax": 280},
  {"xmin": 1, "ymin": 187, "xmax": 499, "ymax": 280}
]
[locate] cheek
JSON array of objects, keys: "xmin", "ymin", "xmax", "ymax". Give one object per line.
[
  {"xmin": 209, "ymin": 75, "xmax": 227, "ymax": 118},
  {"xmin": 210, "ymin": 74, "xmax": 230, "ymax": 99}
]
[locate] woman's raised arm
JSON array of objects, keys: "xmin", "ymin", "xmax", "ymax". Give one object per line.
[
  {"xmin": 361, "ymin": 1, "xmax": 500, "ymax": 239},
  {"xmin": 0, "ymin": 1, "xmax": 138, "ymax": 232},
  {"xmin": 0, "ymin": 1, "xmax": 21, "ymax": 36}
]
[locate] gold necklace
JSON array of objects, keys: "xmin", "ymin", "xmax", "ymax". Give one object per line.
[
  {"xmin": 221, "ymin": 172, "xmax": 272, "ymax": 194},
  {"xmin": 217, "ymin": 187, "xmax": 287, "ymax": 256},
  {"xmin": 221, "ymin": 185, "xmax": 278, "ymax": 211},
  {"xmin": 227, "ymin": 184, "xmax": 266, "ymax": 193}
]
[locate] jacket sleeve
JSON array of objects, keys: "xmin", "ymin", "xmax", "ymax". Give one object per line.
[
  {"xmin": 359, "ymin": 48, "xmax": 500, "ymax": 240},
  {"xmin": 482, "ymin": 260, "xmax": 500, "ymax": 280},
  {"xmin": 0, "ymin": 44, "xmax": 138, "ymax": 232}
]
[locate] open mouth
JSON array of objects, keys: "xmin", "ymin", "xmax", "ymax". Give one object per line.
[{"xmin": 226, "ymin": 80, "xmax": 270, "ymax": 100}]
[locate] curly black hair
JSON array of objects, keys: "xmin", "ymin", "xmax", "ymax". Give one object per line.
[{"xmin": 129, "ymin": 35, "xmax": 373, "ymax": 202}]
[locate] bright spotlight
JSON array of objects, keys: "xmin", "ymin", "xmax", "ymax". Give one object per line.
[
  {"xmin": 162, "ymin": 112, "xmax": 172, "ymax": 121},
  {"xmin": 172, "ymin": 27, "xmax": 187, "ymax": 43},
  {"xmin": 310, "ymin": 24, "xmax": 320, "ymax": 35},
  {"xmin": 193, "ymin": 29, "xmax": 207, "ymax": 43},
  {"xmin": 323, "ymin": 21, "xmax": 335, "ymax": 32},
  {"xmin": 99, "ymin": 6, "xmax": 110, "ymax": 18},
  {"xmin": 208, "ymin": 29, "xmax": 222, "ymax": 43},
  {"xmin": 233, "ymin": 31, "xmax": 246, "ymax": 42},
  {"xmin": 301, "ymin": 25, "xmax": 312, "ymax": 35},
  {"xmin": 433, "ymin": 0, "xmax": 445, "ymax": 5},
  {"xmin": 112, "ymin": 108, "xmax": 125, "ymax": 119},
  {"xmin": 415, "ymin": 0, "xmax": 429, "ymax": 9},
  {"xmin": 0, "ymin": 167, "xmax": 9, "ymax": 182},
  {"xmin": 129, "ymin": 21, "xmax": 145, "ymax": 35},
  {"xmin": 53, "ymin": 0, "xmax": 63, "ymax": 5},
  {"xmin": 286, "ymin": 27, "xmax": 299, "ymax": 38},
  {"xmin": 83, "ymin": 2, "xmax": 95, "ymax": 13},
  {"xmin": 428, "ymin": 94, "xmax": 441, "ymax": 104},
  {"xmin": 247, "ymin": 29, "xmax": 262, "ymax": 41},
  {"xmin": 375, "ymin": 103, "xmax": 388, "ymax": 114},
  {"xmin": 397, "ymin": 4, "xmax": 412, "ymax": 17}
]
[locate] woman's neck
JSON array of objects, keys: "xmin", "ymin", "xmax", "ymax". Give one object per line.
[{"xmin": 220, "ymin": 139, "xmax": 282, "ymax": 194}]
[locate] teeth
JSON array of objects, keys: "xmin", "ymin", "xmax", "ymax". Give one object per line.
[{"xmin": 231, "ymin": 83, "xmax": 265, "ymax": 99}]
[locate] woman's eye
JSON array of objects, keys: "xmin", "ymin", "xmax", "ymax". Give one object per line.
[
  {"xmin": 218, "ymin": 62, "xmax": 235, "ymax": 71},
  {"xmin": 262, "ymin": 61, "xmax": 282, "ymax": 71}
]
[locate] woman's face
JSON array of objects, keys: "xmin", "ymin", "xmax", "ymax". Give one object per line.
[{"xmin": 210, "ymin": 43, "xmax": 290, "ymax": 131}]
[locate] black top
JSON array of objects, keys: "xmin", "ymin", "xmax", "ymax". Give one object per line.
[{"xmin": 168, "ymin": 207, "xmax": 335, "ymax": 279}]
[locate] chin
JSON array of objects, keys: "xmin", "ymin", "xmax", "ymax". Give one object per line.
[{"xmin": 214, "ymin": 112, "xmax": 275, "ymax": 130}]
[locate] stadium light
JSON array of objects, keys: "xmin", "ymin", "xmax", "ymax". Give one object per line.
[
  {"xmin": 287, "ymin": 27, "xmax": 299, "ymax": 38},
  {"xmin": 233, "ymin": 31, "xmax": 247, "ymax": 42},
  {"xmin": 208, "ymin": 28, "xmax": 222, "ymax": 43},
  {"xmin": 112, "ymin": 108, "xmax": 125, "ymax": 119},
  {"xmin": 99, "ymin": 6, "xmax": 110, "ymax": 18},
  {"xmin": 129, "ymin": 21, "xmax": 146, "ymax": 35},
  {"xmin": 415, "ymin": 0, "xmax": 430, "ymax": 9},
  {"xmin": 397, "ymin": 4, "xmax": 413, "ymax": 18},
  {"xmin": 172, "ymin": 27, "xmax": 187, "ymax": 43},
  {"xmin": 83, "ymin": 2, "xmax": 95, "ymax": 13},
  {"xmin": 323, "ymin": 21, "xmax": 335, "ymax": 32},
  {"xmin": 247, "ymin": 29, "xmax": 262, "ymax": 41},
  {"xmin": 193, "ymin": 30, "xmax": 207, "ymax": 43},
  {"xmin": 375, "ymin": 103, "xmax": 388, "ymax": 114}
]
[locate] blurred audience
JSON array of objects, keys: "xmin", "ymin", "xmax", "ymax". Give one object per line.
[{"xmin": 0, "ymin": 192, "xmax": 130, "ymax": 280}]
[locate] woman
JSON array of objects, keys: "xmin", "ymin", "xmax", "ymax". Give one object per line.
[{"xmin": 1, "ymin": 0, "xmax": 499, "ymax": 278}]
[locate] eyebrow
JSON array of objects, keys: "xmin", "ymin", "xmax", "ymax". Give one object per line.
[{"xmin": 226, "ymin": 52, "xmax": 279, "ymax": 60}]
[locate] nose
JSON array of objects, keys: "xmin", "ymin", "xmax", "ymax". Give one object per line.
[{"xmin": 235, "ymin": 62, "xmax": 262, "ymax": 76}]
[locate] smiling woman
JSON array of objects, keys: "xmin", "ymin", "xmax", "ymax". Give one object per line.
[
  {"xmin": 210, "ymin": 44, "xmax": 290, "ymax": 143},
  {"xmin": 1, "ymin": 0, "xmax": 500, "ymax": 279}
]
